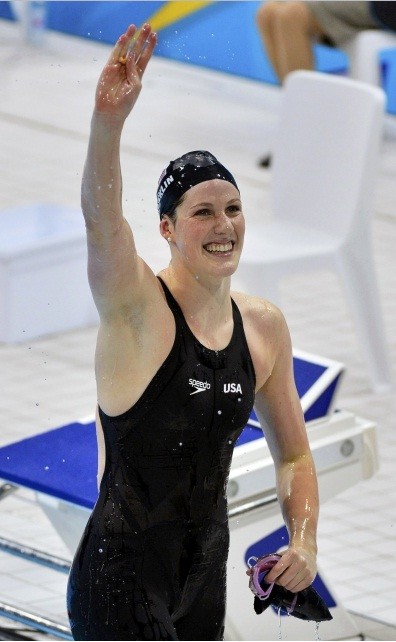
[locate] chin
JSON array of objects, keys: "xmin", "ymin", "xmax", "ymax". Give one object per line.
[{"xmin": 212, "ymin": 262, "xmax": 238, "ymax": 279}]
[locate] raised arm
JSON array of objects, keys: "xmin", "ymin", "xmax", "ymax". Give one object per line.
[
  {"xmin": 254, "ymin": 308, "xmax": 319, "ymax": 592},
  {"xmin": 82, "ymin": 24, "xmax": 157, "ymax": 317}
]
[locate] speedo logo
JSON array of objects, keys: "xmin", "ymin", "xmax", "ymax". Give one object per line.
[{"xmin": 189, "ymin": 378, "xmax": 211, "ymax": 395}]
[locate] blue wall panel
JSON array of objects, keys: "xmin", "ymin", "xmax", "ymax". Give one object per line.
[{"xmin": 0, "ymin": 1, "xmax": 348, "ymax": 83}]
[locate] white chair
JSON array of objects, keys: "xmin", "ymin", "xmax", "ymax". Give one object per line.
[
  {"xmin": 343, "ymin": 29, "xmax": 396, "ymax": 86},
  {"xmin": 235, "ymin": 70, "xmax": 391, "ymax": 393}
]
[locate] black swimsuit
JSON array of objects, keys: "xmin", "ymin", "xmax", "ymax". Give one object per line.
[{"xmin": 67, "ymin": 278, "xmax": 256, "ymax": 641}]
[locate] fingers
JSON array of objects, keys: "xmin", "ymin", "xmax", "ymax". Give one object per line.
[
  {"xmin": 277, "ymin": 563, "xmax": 309, "ymax": 592},
  {"xmin": 110, "ymin": 24, "xmax": 157, "ymax": 77},
  {"xmin": 131, "ymin": 23, "xmax": 152, "ymax": 63},
  {"xmin": 108, "ymin": 24, "xmax": 137, "ymax": 65},
  {"xmin": 288, "ymin": 571, "xmax": 312, "ymax": 593},
  {"xmin": 135, "ymin": 30, "xmax": 157, "ymax": 76},
  {"xmin": 125, "ymin": 24, "xmax": 157, "ymax": 77},
  {"xmin": 265, "ymin": 550, "xmax": 315, "ymax": 592}
]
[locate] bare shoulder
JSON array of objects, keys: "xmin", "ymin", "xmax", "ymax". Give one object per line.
[
  {"xmin": 231, "ymin": 290, "xmax": 289, "ymax": 390},
  {"xmin": 231, "ymin": 289, "xmax": 287, "ymax": 337}
]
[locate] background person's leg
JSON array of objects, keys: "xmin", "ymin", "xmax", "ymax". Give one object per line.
[{"xmin": 256, "ymin": 1, "xmax": 327, "ymax": 82}]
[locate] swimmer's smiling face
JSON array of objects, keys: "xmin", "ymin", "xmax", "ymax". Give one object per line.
[{"xmin": 160, "ymin": 179, "xmax": 245, "ymax": 279}]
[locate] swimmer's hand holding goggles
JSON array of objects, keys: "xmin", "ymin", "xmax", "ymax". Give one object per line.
[{"xmin": 247, "ymin": 553, "xmax": 332, "ymax": 621}]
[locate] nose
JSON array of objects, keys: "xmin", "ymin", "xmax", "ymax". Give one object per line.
[{"xmin": 214, "ymin": 211, "xmax": 232, "ymax": 234}]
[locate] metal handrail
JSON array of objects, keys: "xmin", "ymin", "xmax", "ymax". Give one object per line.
[
  {"xmin": 0, "ymin": 601, "xmax": 72, "ymax": 640},
  {"xmin": 229, "ymin": 492, "xmax": 278, "ymax": 518},
  {"xmin": 0, "ymin": 537, "xmax": 71, "ymax": 573}
]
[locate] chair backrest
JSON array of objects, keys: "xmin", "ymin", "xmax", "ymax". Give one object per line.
[{"xmin": 272, "ymin": 71, "xmax": 385, "ymax": 242}]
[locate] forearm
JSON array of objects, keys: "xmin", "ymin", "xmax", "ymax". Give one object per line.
[
  {"xmin": 277, "ymin": 452, "xmax": 319, "ymax": 554},
  {"xmin": 81, "ymin": 111, "xmax": 125, "ymax": 233},
  {"xmin": 81, "ymin": 23, "xmax": 156, "ymax": 235}
]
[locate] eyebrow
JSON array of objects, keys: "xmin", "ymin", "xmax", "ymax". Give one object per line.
[{"xmin": 188, "ymin": 198, "xmax": 242, "ymax": 210}]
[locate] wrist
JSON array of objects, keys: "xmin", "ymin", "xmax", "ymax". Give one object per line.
[
  {"xmin": 289, "ymin": 537, "xmax": 318, "ymax": 557},
  {"xmin": 91, "ymin": 109, "xmax": 126, "ymax": 132}
]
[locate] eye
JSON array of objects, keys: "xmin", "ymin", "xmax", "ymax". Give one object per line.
[
  {"xmin": 194, "ymin": 208, "xmax": 212, "ymax": 217},
  {"xmin": 226, "ymin": 204, "xmax": 241, "ymax": 216}
]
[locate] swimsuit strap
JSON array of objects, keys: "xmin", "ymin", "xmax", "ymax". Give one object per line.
[
  {"xmin": 157, "ymin": 277, "xmax": 256, "ymax": 387},
  {"xmin": 157, "ymin": 276, "xmax": 184, "ymax": 320}
]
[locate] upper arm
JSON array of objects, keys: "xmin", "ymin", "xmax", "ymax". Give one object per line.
[
  {"xmin": 253, "ymin": 308, "xmax": 309, "ymax": 467},
  {"xmin": 86, "ymin": 215, "xmax": 157, "ymax": 319},
  {"xmin": 81, "ymin": 113, "xmax": 159, "ymax": 320}
]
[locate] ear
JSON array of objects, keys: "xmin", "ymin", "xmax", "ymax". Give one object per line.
[{"xmin": 159, "ymin": 216, "xmax": 174, "ymax": 242}]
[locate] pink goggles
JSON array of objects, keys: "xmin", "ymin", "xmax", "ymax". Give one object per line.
[{"xmin": 247, "ymin": 553, "xmax": 298, "ymax": 614}]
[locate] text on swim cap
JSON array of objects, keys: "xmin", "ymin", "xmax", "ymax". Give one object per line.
[{"xmin": 157, "ymin": 175, "xmax": 174, "ymax": 209}]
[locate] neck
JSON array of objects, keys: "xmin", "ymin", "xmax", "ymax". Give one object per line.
[
  {"xmin": 159, "ymin": 264, "xmax": 233, "ymax": 340},
  {"xmin": 160, "ymin": 266, "xmax": 234, "ymax": 350}
]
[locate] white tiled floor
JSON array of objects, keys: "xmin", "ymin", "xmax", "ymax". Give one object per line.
[{"xmin": 0, "ymin": 18, "xmax": 396, "ymax": 641}]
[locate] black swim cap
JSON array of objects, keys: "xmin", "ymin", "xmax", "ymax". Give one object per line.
[{"xmin": 157, "ymin": 150, "xmax": 239, "ymax": 219}]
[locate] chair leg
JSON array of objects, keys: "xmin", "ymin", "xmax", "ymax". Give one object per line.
[{"xmin": 336, "ymin": 249, "xmax": 392, "ymax": 393}]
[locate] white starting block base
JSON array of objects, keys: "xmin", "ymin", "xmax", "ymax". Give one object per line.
[{"xmin": 0, "ymin": 203, "xmax": 98, "ymax": 343}]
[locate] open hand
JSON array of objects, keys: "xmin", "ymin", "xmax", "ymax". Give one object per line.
[{"xmin": 95, "ymin": 23, "xmax": 157, "ymax": 121}]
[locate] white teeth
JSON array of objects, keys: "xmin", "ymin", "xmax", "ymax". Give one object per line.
[{"xmin": 205, "ymin": 242, "xmax": 233, "ymax": 253}]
